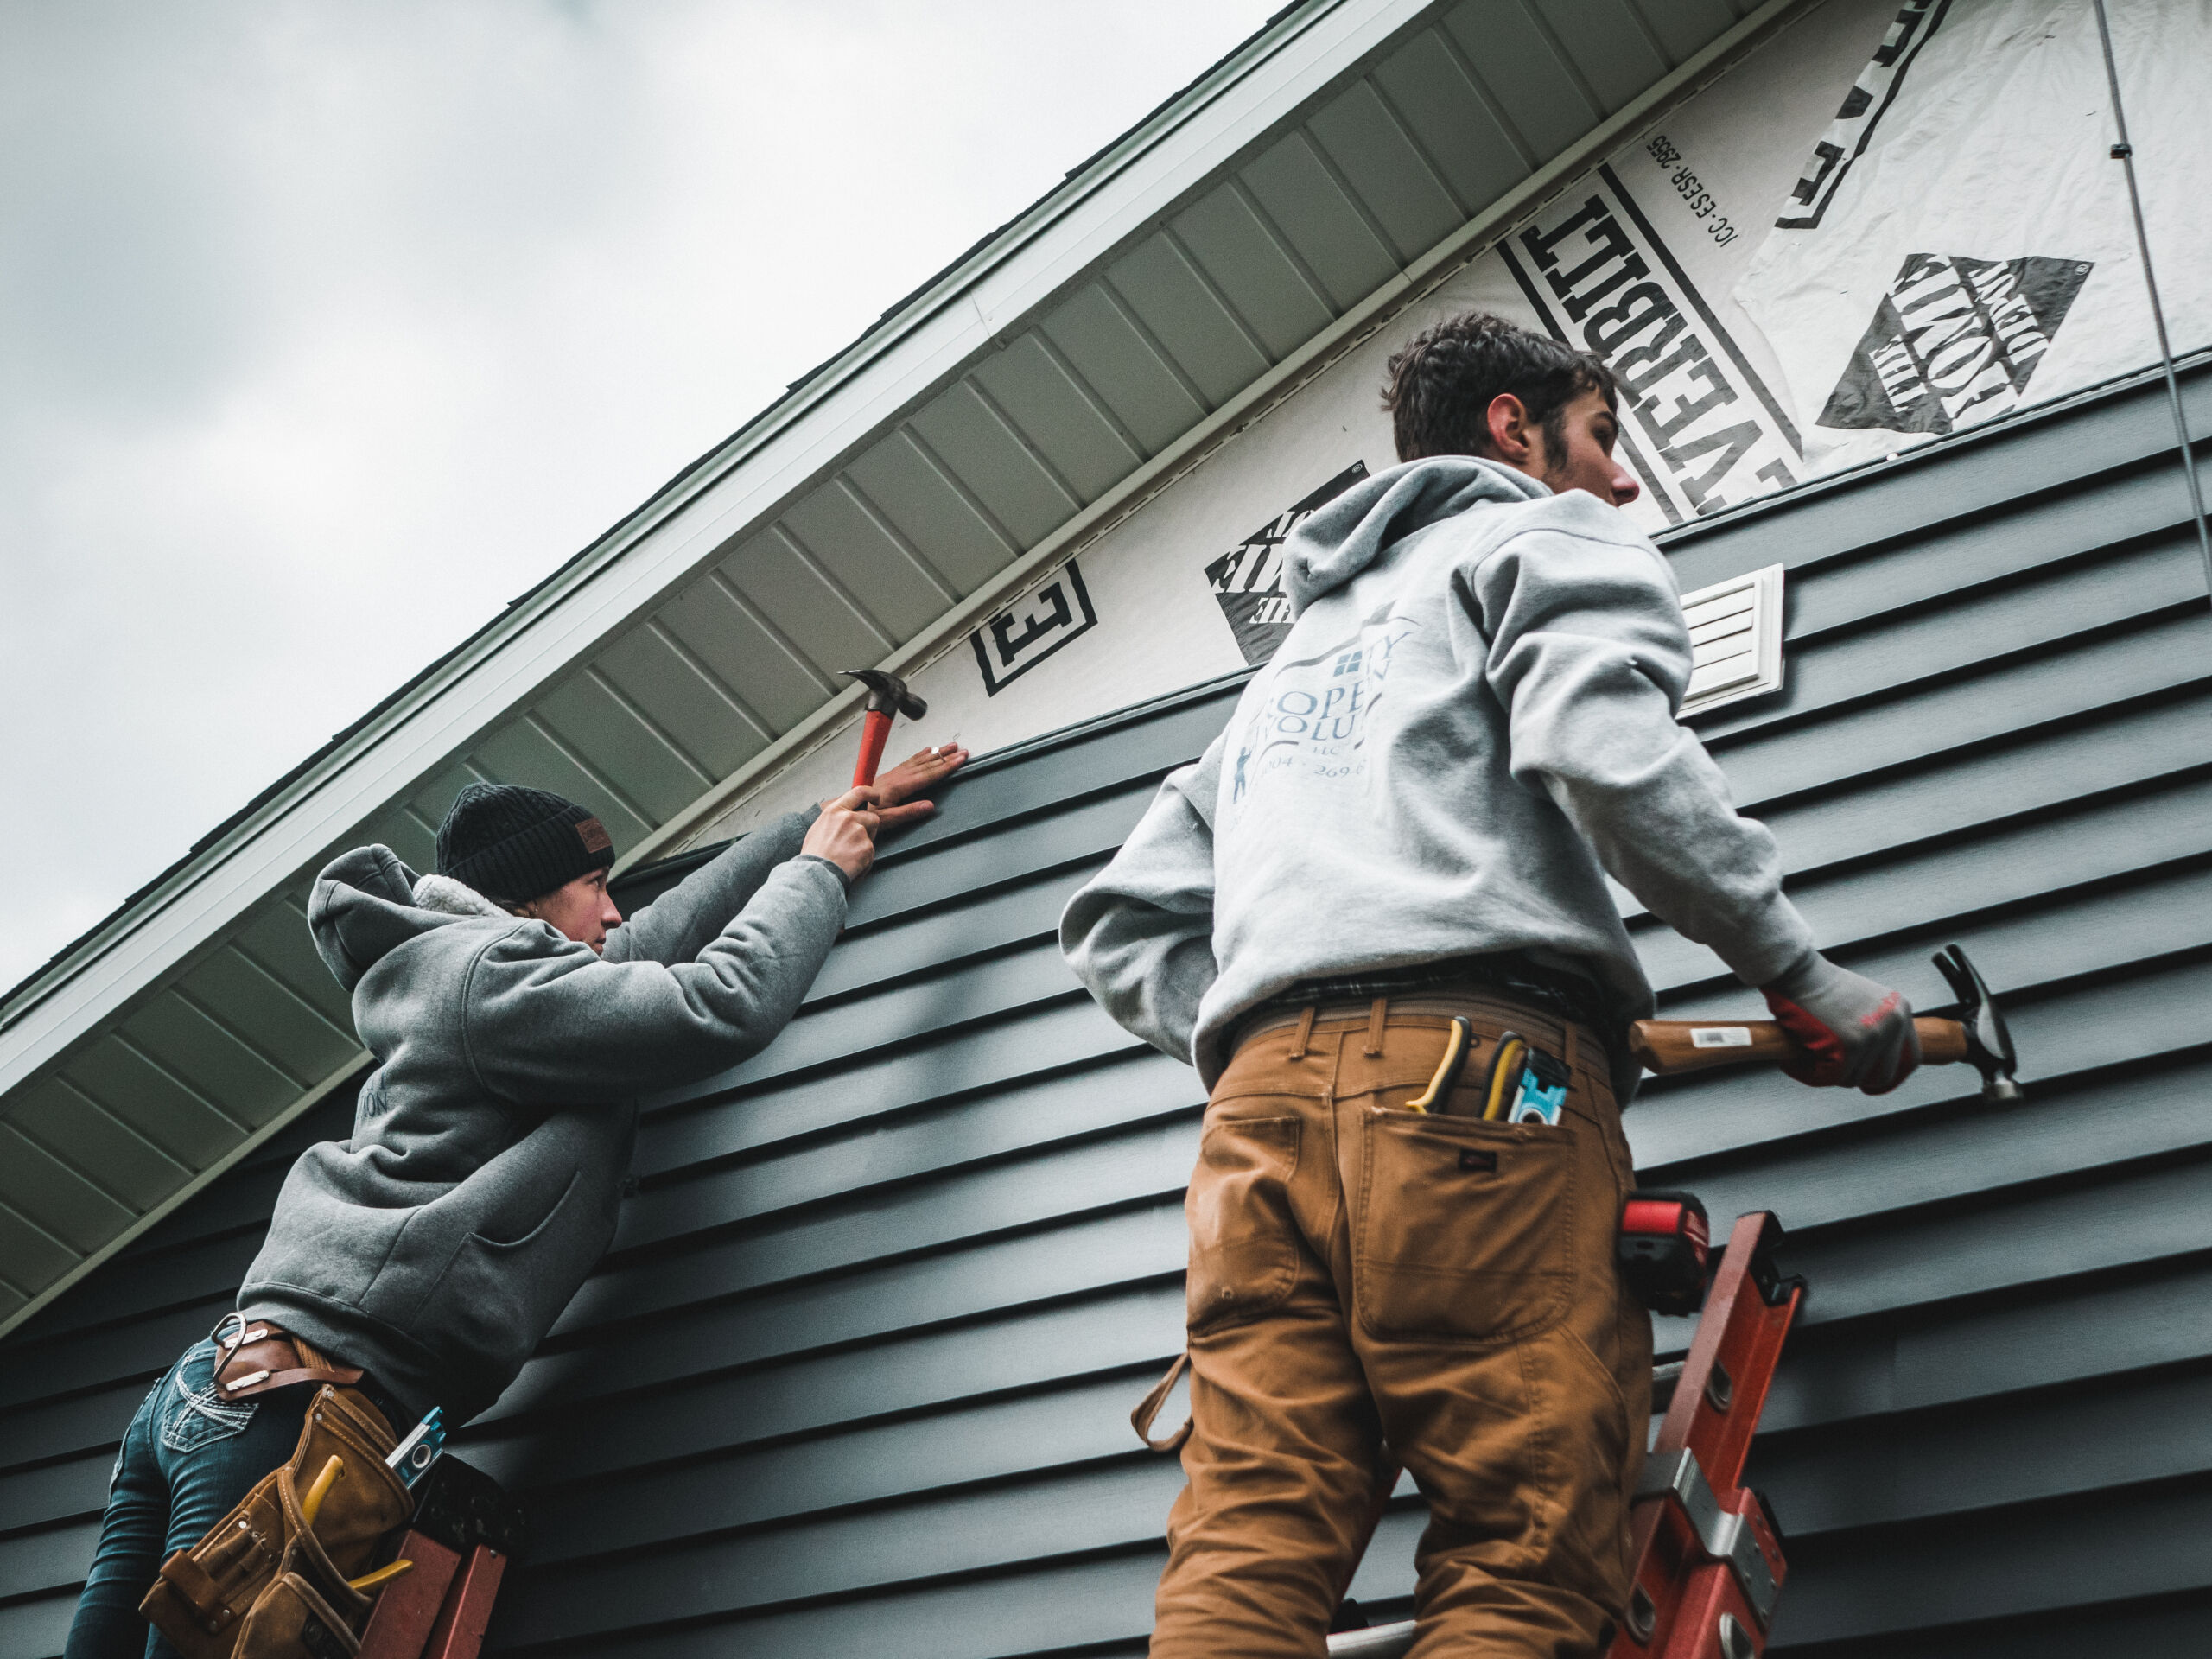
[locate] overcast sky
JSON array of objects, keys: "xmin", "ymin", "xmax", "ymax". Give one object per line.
[{"xmin": 0, "ymin": 0, "xmax": 1282, "ymax": 995}]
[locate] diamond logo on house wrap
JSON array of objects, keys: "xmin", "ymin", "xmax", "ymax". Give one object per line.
[
  {"xmin": 1205, "ymin": 462, "xmax": 1369, "ymax": 666},
  {"xmin": 1821, "ymin": 252, "xmax": 2094, "ymax": 436}
]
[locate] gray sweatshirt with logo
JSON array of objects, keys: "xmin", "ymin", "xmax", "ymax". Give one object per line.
[
  {"xmin": 239, "ymin": 810, "xmax": 843, "ymax": 1424},
  {"xmin": 1060, "ymin": 457, "xmax": 1815, "ymax": 1098}
]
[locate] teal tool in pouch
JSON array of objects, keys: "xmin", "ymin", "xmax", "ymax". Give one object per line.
[{"xmin": 1507, "ymin": 1045, "xmax": 1572, "ymax": 1125}]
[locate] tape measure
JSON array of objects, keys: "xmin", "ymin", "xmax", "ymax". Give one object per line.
[{"xmin": 1618, "ymin": 1190, "xmax": 1711, "ymax": 1315}]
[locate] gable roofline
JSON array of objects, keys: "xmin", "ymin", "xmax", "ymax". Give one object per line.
[{"xmin": 0, "ymin": 2, "xmax": 1333, "ymax": 1023}]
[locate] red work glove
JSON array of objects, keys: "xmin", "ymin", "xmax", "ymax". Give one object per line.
[{"xmin": 1760, "ymin": 950, "xmax": 1920, "ymax": 1095}]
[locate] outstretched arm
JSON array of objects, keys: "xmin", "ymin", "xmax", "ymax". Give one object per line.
[
  {"xmin": 467, "ymin": 855, "xmax": 851, "ymax": 1103},
  {"xmin": 1472, "ymin": 515, "xmax": 1915, "ymax": 1092},
  {"xmin": 603, "ymin": 809, "xmax": 820, "ymax": 967},
  {"xmin": 1059, "ymin": 738, "xmax": 1223, "ymax": 1065},
  {"xmin": 605, "ymin": 743, "xmax": 965, "ymax": 967}
]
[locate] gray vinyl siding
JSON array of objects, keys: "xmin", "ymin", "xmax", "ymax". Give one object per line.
[{"xmin": 3, "ymin": 354, "xmax": 2208, "ymax": 1656}]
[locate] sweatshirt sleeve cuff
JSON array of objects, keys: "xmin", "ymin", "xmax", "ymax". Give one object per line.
[
  {"xmin": 1720, "ymin": 894, "xmax": 1818, "ymax": 989},
  {"xmin": 797, "ymin": 852, "xmax": 851, "ymax": 892}
]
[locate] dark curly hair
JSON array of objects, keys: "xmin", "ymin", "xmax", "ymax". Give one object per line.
[{"xmin": 1382, "ymin": 311, "xmax": 1616, "ymax": 463}]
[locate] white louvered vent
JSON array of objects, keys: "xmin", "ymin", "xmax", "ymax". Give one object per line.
[{"xmin": 1677, "ymin": 563, "xmax": 1784, "ymax": 719}]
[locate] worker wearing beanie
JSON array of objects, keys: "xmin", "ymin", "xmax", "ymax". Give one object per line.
[{"xmin": 64, "ymin": 744, "xmax": 965, "ymax": 1659}]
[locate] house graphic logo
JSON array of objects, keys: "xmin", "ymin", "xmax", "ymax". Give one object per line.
[
  {"xmin": 969, "ymin": 560, "xmax": 1098, "ymax": 695},
  {"xmin": 1820, "ymin": 251, "xmax": 2094, "ymax": 435}
]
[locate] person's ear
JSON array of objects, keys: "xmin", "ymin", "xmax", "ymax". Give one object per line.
[{"xmin": 1484, "ymin": 393, "xmax": 1539, "ymax": 467}]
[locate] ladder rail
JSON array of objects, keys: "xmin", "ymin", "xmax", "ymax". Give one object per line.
[{"xmin": 1324, "ymin": 1211, "xmax": 1802, "ymax": 1659}]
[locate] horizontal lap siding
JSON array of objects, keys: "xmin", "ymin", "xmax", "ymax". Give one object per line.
[
  {"xmin": 1629, "ymin": 372, "xmax": 2212, "ymax": 1653},
  {"xmin": 8, "ymin": 401, "xmax": 2202, "ymax": 1658},
  {"xmin": 468, "ymin": 365, "xmax": 2208, "ymax": 1654},
  {"xmin": 0, "ymin": 1088, "xmax": 360, "ymax": 1652}
]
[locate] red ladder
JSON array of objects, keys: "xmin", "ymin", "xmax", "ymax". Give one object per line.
[
  {"xmin": 1326, "ymin": 1211, "xmax": 1802, "ymax": 1658},
  {"xmin": 1611, "ymin": 1211, "xmax": 1799, "ymax": 1659},
  {"xmin": 356, "ymin": 1457, "xmax": 528, "ymax": 1659}
]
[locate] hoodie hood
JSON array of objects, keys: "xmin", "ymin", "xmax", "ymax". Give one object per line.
[
  {"xmin": 307, "ymin": 845, "xmax": 507, "ymax": 992},
  {"xmin": 1283, "ymin": 455, "xmax": 1547, "ymax": 613}
]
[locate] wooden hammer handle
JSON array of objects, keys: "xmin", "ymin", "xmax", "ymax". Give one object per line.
[{"xmin": 1630, "ymin": 1015, "xmax": 1967, "ymax": 1076}]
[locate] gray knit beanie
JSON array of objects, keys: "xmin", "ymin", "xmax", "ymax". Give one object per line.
[{"xmin": 435, "ymin": 783, "xmax": 614, "ymax": 905}]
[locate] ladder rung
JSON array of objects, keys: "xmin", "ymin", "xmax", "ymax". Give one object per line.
[{"xmin": 1328, "ymin": 1619, "xmax": 1414, "ymax": 1656}]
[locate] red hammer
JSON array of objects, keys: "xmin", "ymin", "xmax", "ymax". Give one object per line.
[{"xmin": 842, "ymin": 668, "xmax": 928, "ymax": 788}]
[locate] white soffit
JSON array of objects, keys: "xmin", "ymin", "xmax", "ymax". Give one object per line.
[{"xmin": 0, "ymin": 0, "xmax": 1807, "ymax": 1333}]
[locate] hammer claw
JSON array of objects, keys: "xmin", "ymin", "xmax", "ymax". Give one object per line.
[
  {"xmin": 1932, "ymin": 944, "xmax": 2023, "ymax": 1103},
  {"xmin": 842, "ymin": 669, "xmax": 927, "ymax": 788},
  {"xmin": 843, "ymin": 668, "xmax": 927, "ymax": 721}
]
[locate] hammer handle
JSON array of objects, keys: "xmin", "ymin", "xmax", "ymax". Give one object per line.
[
  {"xmin": 852, "ymin": 709, "xmax": 893, "ymax": 789},
  {"xmin": 1630, "ymin": 1015, "xmax": 1967, "ymax": 1076}
]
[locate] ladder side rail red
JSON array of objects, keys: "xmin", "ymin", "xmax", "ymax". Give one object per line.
[
  {"xmin": 1611, "ymin": 1211, "xmax": 1800, "ymax": 1659},
  {"xmin": 1325, "ymin": 1211, "xmax": 1802, "ymax": 1659}
]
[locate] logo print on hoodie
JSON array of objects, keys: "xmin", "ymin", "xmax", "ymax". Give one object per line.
[{"xmin": 1231, "ymin": 611, "xmax": 1418, "ymax": 803}]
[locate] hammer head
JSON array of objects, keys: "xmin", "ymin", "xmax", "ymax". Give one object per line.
[
  {"xmin": 842, "ymin": 668, "xmax": 927, "ymax": 720},
  {"xmin": 1933, "ymin": 944, "xmax": 2023, "ymax": 1103}
]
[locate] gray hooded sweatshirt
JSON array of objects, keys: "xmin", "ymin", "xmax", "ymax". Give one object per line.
[
  {"xmin": 239, "ymin": 810, "xmax": 844, "ymax": 1424},
  {"xmin": 1059, "ymin": 456, "xmax": 1815, "ymax": 1097}
]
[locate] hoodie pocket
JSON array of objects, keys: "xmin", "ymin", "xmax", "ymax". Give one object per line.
[
  {"xmin": 408, "ymin": 1166, "xmax": 611, "ymax": 1398},
  {"xmin": 472, "ymin": 1167, "xmax": 582, "ymax": 1252}
]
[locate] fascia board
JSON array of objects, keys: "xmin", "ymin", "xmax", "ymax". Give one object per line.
[{"xmin": 0, "ymin": 0, "xmax": 1433, "ymax": 1091}]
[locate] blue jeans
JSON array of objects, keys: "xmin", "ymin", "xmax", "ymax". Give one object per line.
[{"xmin": 64, "ymin": 1338, "xmax": 404, "ymax": 1659}]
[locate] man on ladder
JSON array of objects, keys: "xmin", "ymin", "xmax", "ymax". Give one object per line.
[{"xmin": 1061, "ymin": 313, "xmax": 1917, "ymax": 1656}]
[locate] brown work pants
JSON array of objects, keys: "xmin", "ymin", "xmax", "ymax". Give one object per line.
[{"xmin": 1151, "ymin": 991, "xmax": 1651, "ymax": 1659}]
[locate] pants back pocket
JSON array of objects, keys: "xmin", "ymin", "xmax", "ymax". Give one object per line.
[{"xmin": 1355, "ymin": 1109, "xmax": 1576, "ymax": 1344}]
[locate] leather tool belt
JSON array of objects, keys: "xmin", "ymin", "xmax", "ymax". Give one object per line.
[
  {"xmin": 211, "ymin": 1312, "xmax": 365, "ymax": 1402},
  {"xmin": 141, "ymin": 1378, "xmax": 411, "ymax": 1659},
  {"xmin": 138, "ymin": 1315, "xmax": 408, "ymax": 1658}
]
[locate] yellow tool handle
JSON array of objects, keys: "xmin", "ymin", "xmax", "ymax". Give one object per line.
[
  {"xmin": 1402, "ymin": 1017, "xmax": 1473, "ymax": 1113},
  {"xmin": 299, "ymin": 1455, "xmax": 345, "ymax": 1528},
  {"xmin": 349, "ymin": 1560, "xmax": 415, "ymax": 1593},
  {"xmin": 1629, "ymin": 1015, "xmax": 1968, "ymax": 1075},
  {"xmin": 1482, "ymin": 1036, "xmax": 1528, "ymax": 1121}
]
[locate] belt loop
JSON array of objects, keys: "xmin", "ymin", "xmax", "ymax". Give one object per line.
[
  {"xmin": 209, "ymin": 1311, "xmax": 250, "ymax": 1392},
  {"xmin": 1131, "ymin": 1351, "xmax": 1192, "ymax": 1453},
  {"xmin": 1287, "ymin": 1004, "xmax": 1318, "ymax": 1060},
  {"xmin": 1364, "ymin": 995, "xmax": 1388, "ymax": 1058},
  {"xmin": 1562, "ymin": 1016, "xmax": 1580, "ymax": 1082}
]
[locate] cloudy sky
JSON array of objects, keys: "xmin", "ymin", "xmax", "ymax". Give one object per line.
[{"xmin": 0, "ymin": 0, "xmax": 1282, "ymax": 994}]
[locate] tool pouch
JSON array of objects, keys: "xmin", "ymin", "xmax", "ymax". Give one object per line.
[
  {"xmin": 141, "ymin": 1385, "xmax": 410, "ymax": 1659},
  {"xmin": 233, "ymin": 1570, "xmax": 367, "ymax": 1659}
]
